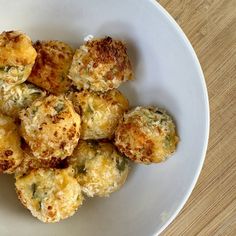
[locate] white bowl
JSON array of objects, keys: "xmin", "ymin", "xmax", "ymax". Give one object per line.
[{"xmin": 0, "ymin": 0, "xmax": 209, "ymax": 235}]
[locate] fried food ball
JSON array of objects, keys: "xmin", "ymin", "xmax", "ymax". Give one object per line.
[
  {"xmin": 69, "ymin": 37, "xmax": 133, "ymax": 92},
  {"xmin": 20, "ymin": 95, "xmax": 81, "ymax": 160},
  {"xmin": 0, "ymin": 31, "xmax": 37, "ymax": 90},
  {"xmin": 0, "ymin": 113, "xmax": 23, "ymax": 174},
  {"xmin": 69, "ymin": 140, "xmax": 129, "ymax": 197},
  {"xmin": 71, "ymin": 89, "xmax": 129, "ymax": 139},
  {"xmin": 0, "ymin": 82, "xmax": 45, "ymax": 118},
  {"xmin": 15, "ymin": 145, "xmax": 68, "ymax": 176},
  {"xmin": 15, "ymin": 167, "xmax": 84, "ymax": 223},
  {"xmin": 28, "ymin": 40, "xmax": 74, "ymax": 94},
  {"xmin": 115, "ymin": 107, "xmax": 179, "ymax": 164}
]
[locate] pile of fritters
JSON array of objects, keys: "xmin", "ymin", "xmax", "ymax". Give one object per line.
[{"xmin": 0, "ymin": 31, "xmax": 179, "ymax": 223}]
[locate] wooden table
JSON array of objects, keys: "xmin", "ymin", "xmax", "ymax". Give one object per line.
[{"xmin": 157, "ymin": 0, "xmax": 236, "ymax": 235}]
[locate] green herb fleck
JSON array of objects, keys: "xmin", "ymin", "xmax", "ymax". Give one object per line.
[
  {"xmin": 160, "ymin": 118, "xmax": 167, "ymax": 124},
  {"xmin": 76, "ymin": 165, "xmax": 86, "ymax": 174},
  {"xmin": 31, "ymin": 183, "xmax": 37, "ymax": 198},
  {"xmin": 164, "ymin": 135, "xmax": 171, "ymax": 148},
  {"xmin": 155, "ymin": 110, "xmax": 163, "ymax": 115},
  {"xmin": 116, "ymin": 158, "xmax": 127, "ymax": 172},
  {"xmin": 54, "ymin": 103, "xmax": 64, "ymax": 113},
  {"xmin": 32, "ymin": 107, "xmax": 38, "ymax": 116},
  {"xmin": 4, "ymin": 66, "xmax": 11, "ymax": 72},
  {"xmin": 86, "ymin": 104, "xmax": 93, "ymax": 113},
  {"xmin": 38, "ymin": 200, "xmax": 42, "ymax": 210}
]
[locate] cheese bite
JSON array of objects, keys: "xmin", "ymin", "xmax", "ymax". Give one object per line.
[
  {"xmin": 69, "ymin": 37, "xmax": 133, "ymax": 92},
  {"xmin": 69, "ymin": 140, "xmax": 129, "ymax": 197},
  {"xmin": 15, "ymin": 167, "xmax": 84, "ymax": 223},
  {"xmin": 20, "ymin": 95, "xmax": 81, "ymax": 160},
  {"xmin": 115, "ymin": 107, "xmax": 179, "ymax": 164},
  {"xmin": 71, "ymin": 89, "xmax": 129, "ymax": 139}
]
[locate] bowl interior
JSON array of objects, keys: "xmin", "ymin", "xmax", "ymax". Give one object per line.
[{"xmin": 0, "ymin": 0, "xmax": 209, "ymax": 235}]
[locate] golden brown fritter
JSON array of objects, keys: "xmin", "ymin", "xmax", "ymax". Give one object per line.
[
  {"xmin": 69, "ymin": 37, "xmax": 133, "ymax": 92},
  {"xmin": 0, "ymin": 31, "xmax": 37, "ymax": 89},
  {"xmin": 0, "ymin": 113, "xmax": 23, "ymax": 174},
  {"xmin": 28, "ymin": 40, "xmax": 74, "ymax": 94},
  {"xmin": 15, "ymin": 167, "xmax": 84, "ymax": 223},
  {"xmin": 71, "ymin": 89, "xmax": 129, "ymax": 139},
  {"xmin": 68, "ymin": 140, "xmax": 129, "ymax": 197},
  {"xmin": 115, "ymin": 107, "xmax": 179, "ymax": 164},
  {"xmin": 20, "ymin": 95, "xmax": 81, "ymax": 160}
]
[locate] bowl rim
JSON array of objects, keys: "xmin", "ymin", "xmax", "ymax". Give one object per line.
[
  {"xmin": 0, "ymin": 1, "xmax": 210, "ymax": 234},
  {"xmin": 150, "ymin": 1, "xmax": 210, "ymax": 235}
]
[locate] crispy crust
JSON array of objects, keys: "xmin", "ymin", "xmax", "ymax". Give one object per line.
[
  {"xmin": 72, "ymin": 89, "xmax": 129, "ymax": 139},
  {"xmin": 69, "ymin": 37, "xmax": 133, "ymax": 92},
  {"xmin": 0, "ymin": 31, "xmax": 37, "ymax": 66},
  {"xmin": 0, "ymin": 158, "xmax": 15, "ymax": 173},
  {"xmin": 114, "ymin": 107, "xmax": 179, "ymax": 164},
  {"xmin": 28, "ymin": 40, "xmax": 74, "ymax": 94},
  {"xmin": 86, "ymin": 37, "xmax": 129, "ymax": 65}
]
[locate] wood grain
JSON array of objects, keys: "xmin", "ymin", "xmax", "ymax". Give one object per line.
[{"xmin": 158, "ymin": 0, "xmax": 236, "ymax": 235}]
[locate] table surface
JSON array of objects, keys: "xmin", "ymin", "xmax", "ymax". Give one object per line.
[{"xmin": 158, "ymin": 0, "xmax": 236, "ymax": 235}]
